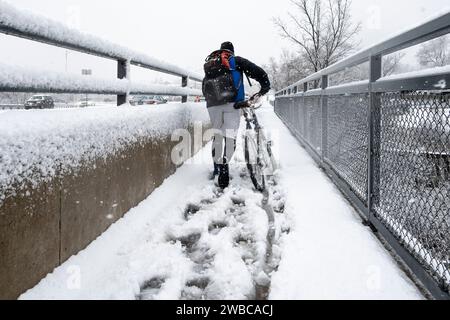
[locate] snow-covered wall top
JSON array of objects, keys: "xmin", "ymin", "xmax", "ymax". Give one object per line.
[
  {"xmin": 0, "ymin": 62, "xmax": 203, "ymax": 96},
  {"xmin": 0, "ymin": 103, "xmax": 210, "ymax": 206},
  {"xmin": 0, "ymin": 1, "xmax": 203, "ymax": 81}
]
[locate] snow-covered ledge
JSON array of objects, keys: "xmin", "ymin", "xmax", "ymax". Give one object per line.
[{"xmin": 0, "ymin": 103, "xmax": 210, "ymax": 299}]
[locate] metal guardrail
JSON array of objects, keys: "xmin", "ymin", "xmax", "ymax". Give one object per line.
[
  {"xmin": 0, "ymin": 104, "xmax": 23, "ymax": 110},
  {"xmin": 275, "ymin": 12, "xmax": 450, "ymax": 300},
  {"xmin": 0, "ymin": 1, "xmax": 203, "ymax": 105}
]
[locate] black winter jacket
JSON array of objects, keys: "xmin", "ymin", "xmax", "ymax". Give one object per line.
[{"xmin": 234, "ymin": 56, "xmax": 271, "ymax": 96}]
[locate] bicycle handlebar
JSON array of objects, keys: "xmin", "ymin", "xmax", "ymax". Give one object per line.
[{"xmin": 234, "ymin": 93, "xmax": 262, "ymax": 110}]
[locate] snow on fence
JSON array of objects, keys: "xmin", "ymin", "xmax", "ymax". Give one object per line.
[
  {"xmin": 275, "ymin": 11, "xmax": 450, "ymax": 300},
  {"xmin": 0, "ymin": 0, "xmax": 203, "ymax": 103},
  {"xmin": 0, "ymin": 62, "xmax": 202, "ymax": 96}
]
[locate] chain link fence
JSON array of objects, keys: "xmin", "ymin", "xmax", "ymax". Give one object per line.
[
  {"xmin": 375, "ymin": 92, "xmax": 450, "ymax": 292},
  {"xmin": 326, "ymin": 94, "xmax": 369, "ymax": 202},
  {"xmin": 272, "ymin": 14, "xmax": 450, "ymax": 298},
  {"xmin": 275, "ymin": 88, "xmax": 450, "ymax": 299}
]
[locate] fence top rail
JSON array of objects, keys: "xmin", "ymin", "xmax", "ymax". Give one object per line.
[
  {"xmin": 0, "ymin": 62, "xmax": 203, "ymax": 96},
  {"xmin": 277, "ymin": 10, "xmax": 450, "ymax": 94},
  {"xmin": 0, "ymin": 1, "xmax": 203, "ymax": 82}
]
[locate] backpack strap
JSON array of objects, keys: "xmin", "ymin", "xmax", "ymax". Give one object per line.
[
  {"xmin": 221, "ymin": 51, "xmax": 232, "ymax": 70},
  {"xmin": 245, "ymin": 72, "xmax": 253, "ymax": 87}
]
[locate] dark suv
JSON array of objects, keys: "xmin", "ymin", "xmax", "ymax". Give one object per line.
[{"xmin": 25, "ymin": 95, "xmax": 55, "ymax": 110}]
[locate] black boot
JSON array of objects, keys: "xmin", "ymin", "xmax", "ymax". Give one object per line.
[
  {"xmin": 210, "ymin": 137, "xmax": 220, "ymax": 180},
  {"xmin": 209, "ymin": 163, "xmax": 219, "ymax": 180},
  {"xmin": 218, "ymin": 162, "xmax": 230, "ymax": 189}
]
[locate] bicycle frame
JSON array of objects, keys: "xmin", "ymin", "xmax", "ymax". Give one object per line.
[
  {"xmin": 242, "ymin": 103, "xmax": 277, "ymax": 192},
  {"xmin": 243, "ymin": 107, "xmax": 260, "ymax": 131}
]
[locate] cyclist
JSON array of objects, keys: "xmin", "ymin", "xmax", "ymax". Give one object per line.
[{"xmin": 202, "ymin": 41, "xmax": 271, "ymax": 189}]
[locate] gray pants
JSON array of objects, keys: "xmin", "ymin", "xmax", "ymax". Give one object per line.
[{"xmin": 207, "ymin": 103, "xmax": 241, "ymax": 165}]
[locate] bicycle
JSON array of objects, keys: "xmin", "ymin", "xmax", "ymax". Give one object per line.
[{"xmin": 235, "ymin": 95, "xmax": 278, "ymax": 192}]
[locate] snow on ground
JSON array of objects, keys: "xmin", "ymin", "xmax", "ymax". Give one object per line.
[
  {"xmin": 20, "ymin": 103, "xmax": 422, "ymax": 300},
  {"xmin": 20, "ymin": 132, "xmax": 287, "ymax": 300},
  {"xmin": 0, "ymin": 103, "xmax": 209, "ymax": 206}
]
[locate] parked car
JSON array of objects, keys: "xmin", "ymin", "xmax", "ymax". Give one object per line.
[
  {"xmin": 130, "ymin": 95, "xmax": 168, "ymax": 106},
  {"xmin": 24, "ymin": 95, "xmax": 55, "ymax": 110}
]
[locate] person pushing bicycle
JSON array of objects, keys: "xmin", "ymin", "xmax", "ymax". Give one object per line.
[{"xmin": 202, "ymin": 41, "xmax": 271, "ymax": 189}]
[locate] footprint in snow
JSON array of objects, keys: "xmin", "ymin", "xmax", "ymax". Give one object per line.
[
  {"xmin": 184, "ymin": 204, "xmax": 201, "ymax": 220},
  {"xmin": 137, "ymin": 277, "xmax": 165, "ymax": 300},
  {"xmin": 181, "ymin": 277, "xmax": 211, "ymax": 300},
  {"xmin": 208, "ymin": 221, "xmax": 228, "ymax": 235}
]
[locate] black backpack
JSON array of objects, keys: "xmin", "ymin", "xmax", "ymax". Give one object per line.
[{"xmin": 202, "ymin": 50, "xmax": 238, "ymax": 106}]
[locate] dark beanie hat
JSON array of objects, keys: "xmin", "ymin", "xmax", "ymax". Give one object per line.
[{"xmin": 220, "ymin": 41, "xmax": 235, "ymax": 53}]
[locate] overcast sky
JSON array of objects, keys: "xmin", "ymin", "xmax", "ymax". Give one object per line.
[{"xmin": 0, "ymin": 0, "xmax": 449, "ymax": 83}]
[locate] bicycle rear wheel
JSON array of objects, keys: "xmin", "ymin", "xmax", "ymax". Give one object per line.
[{"xmin": 244, "ymin": 132, "xmax": 265, "ymax": 192}]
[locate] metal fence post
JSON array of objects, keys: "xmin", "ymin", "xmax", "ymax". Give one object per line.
[
  {"xmin": 181, "ymin": 76, "xmax": 188, "ymax": 103},
  {"xmin": 368, "ymin": 55, "xmax": 382, "ymax": 227},
  {"xmin": 302, "ymin": 82, "xmax": 308, "ymax": 138},
  {"xmin": 117, "ymin": 59, "xmax": 128, "ymax": 106},
  {"xmin": 321, "ymin": 75, "xmax": 329, "ymax": 160}
]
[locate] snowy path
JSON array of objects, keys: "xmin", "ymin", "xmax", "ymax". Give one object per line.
[{"xmin": 20, "ymin": 104, "xmax": 423, "ymax": 300}]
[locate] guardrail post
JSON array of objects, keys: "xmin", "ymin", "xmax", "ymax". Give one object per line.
[
  {"xmin": 303, "ymin": 83, "xmax": 307, "ymax": 138},
  {"xmin": 368, "ymin": 55, "xmax": 382, "ymax": 228},
  {"xmin": 181, "ymin": 76, "xmax": 188, "ymax": 103},
  {"xmin": 117, "ymin": 59, "xmax": 128, "ymax": 106},
  {"xmin": 321, "ymin": 75, "xmax": 329, "ymax": 160}
]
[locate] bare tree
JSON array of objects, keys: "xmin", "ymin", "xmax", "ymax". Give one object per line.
[
  {"xmin": 383, "ymin": 53, "xmax": 406, "ymax": 76},
  {"xmin": 264, "ymin": 57, "xmax": 282, "ymax": 92},
  {"xmin": 264, "ymin": 50, "xmax": 310, "ymax": 91},
  {"xmin": 0, "ymin": 92, "xmax": 29, "ymax": 104},
  {"xmin": 274, "ymin": 0, "xmax": 361, "ymax": 74},
  {"xmin": 416, "ymin": 35, "xmax": 449, "ymax": 68}
]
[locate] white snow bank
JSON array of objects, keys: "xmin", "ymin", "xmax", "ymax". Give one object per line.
[
  {"xmin": 0, "ymin": 1, "xmax": 202, "ymax": 81},
  {"xmin": 261, "ymin": 106, "xmax": 423, "ymax": 300},
  {"xmin": 0, "ymin": 62, "xmax": 202, "ymax": 96},
  {"xmin": 0, "ymin": 103, "xmax": 209, "ymax": 205}
]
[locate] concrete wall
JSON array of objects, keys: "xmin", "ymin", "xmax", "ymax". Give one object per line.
[{"xmin": 0, "ymin": 124, "xmax": 208, "ymax": 300}]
